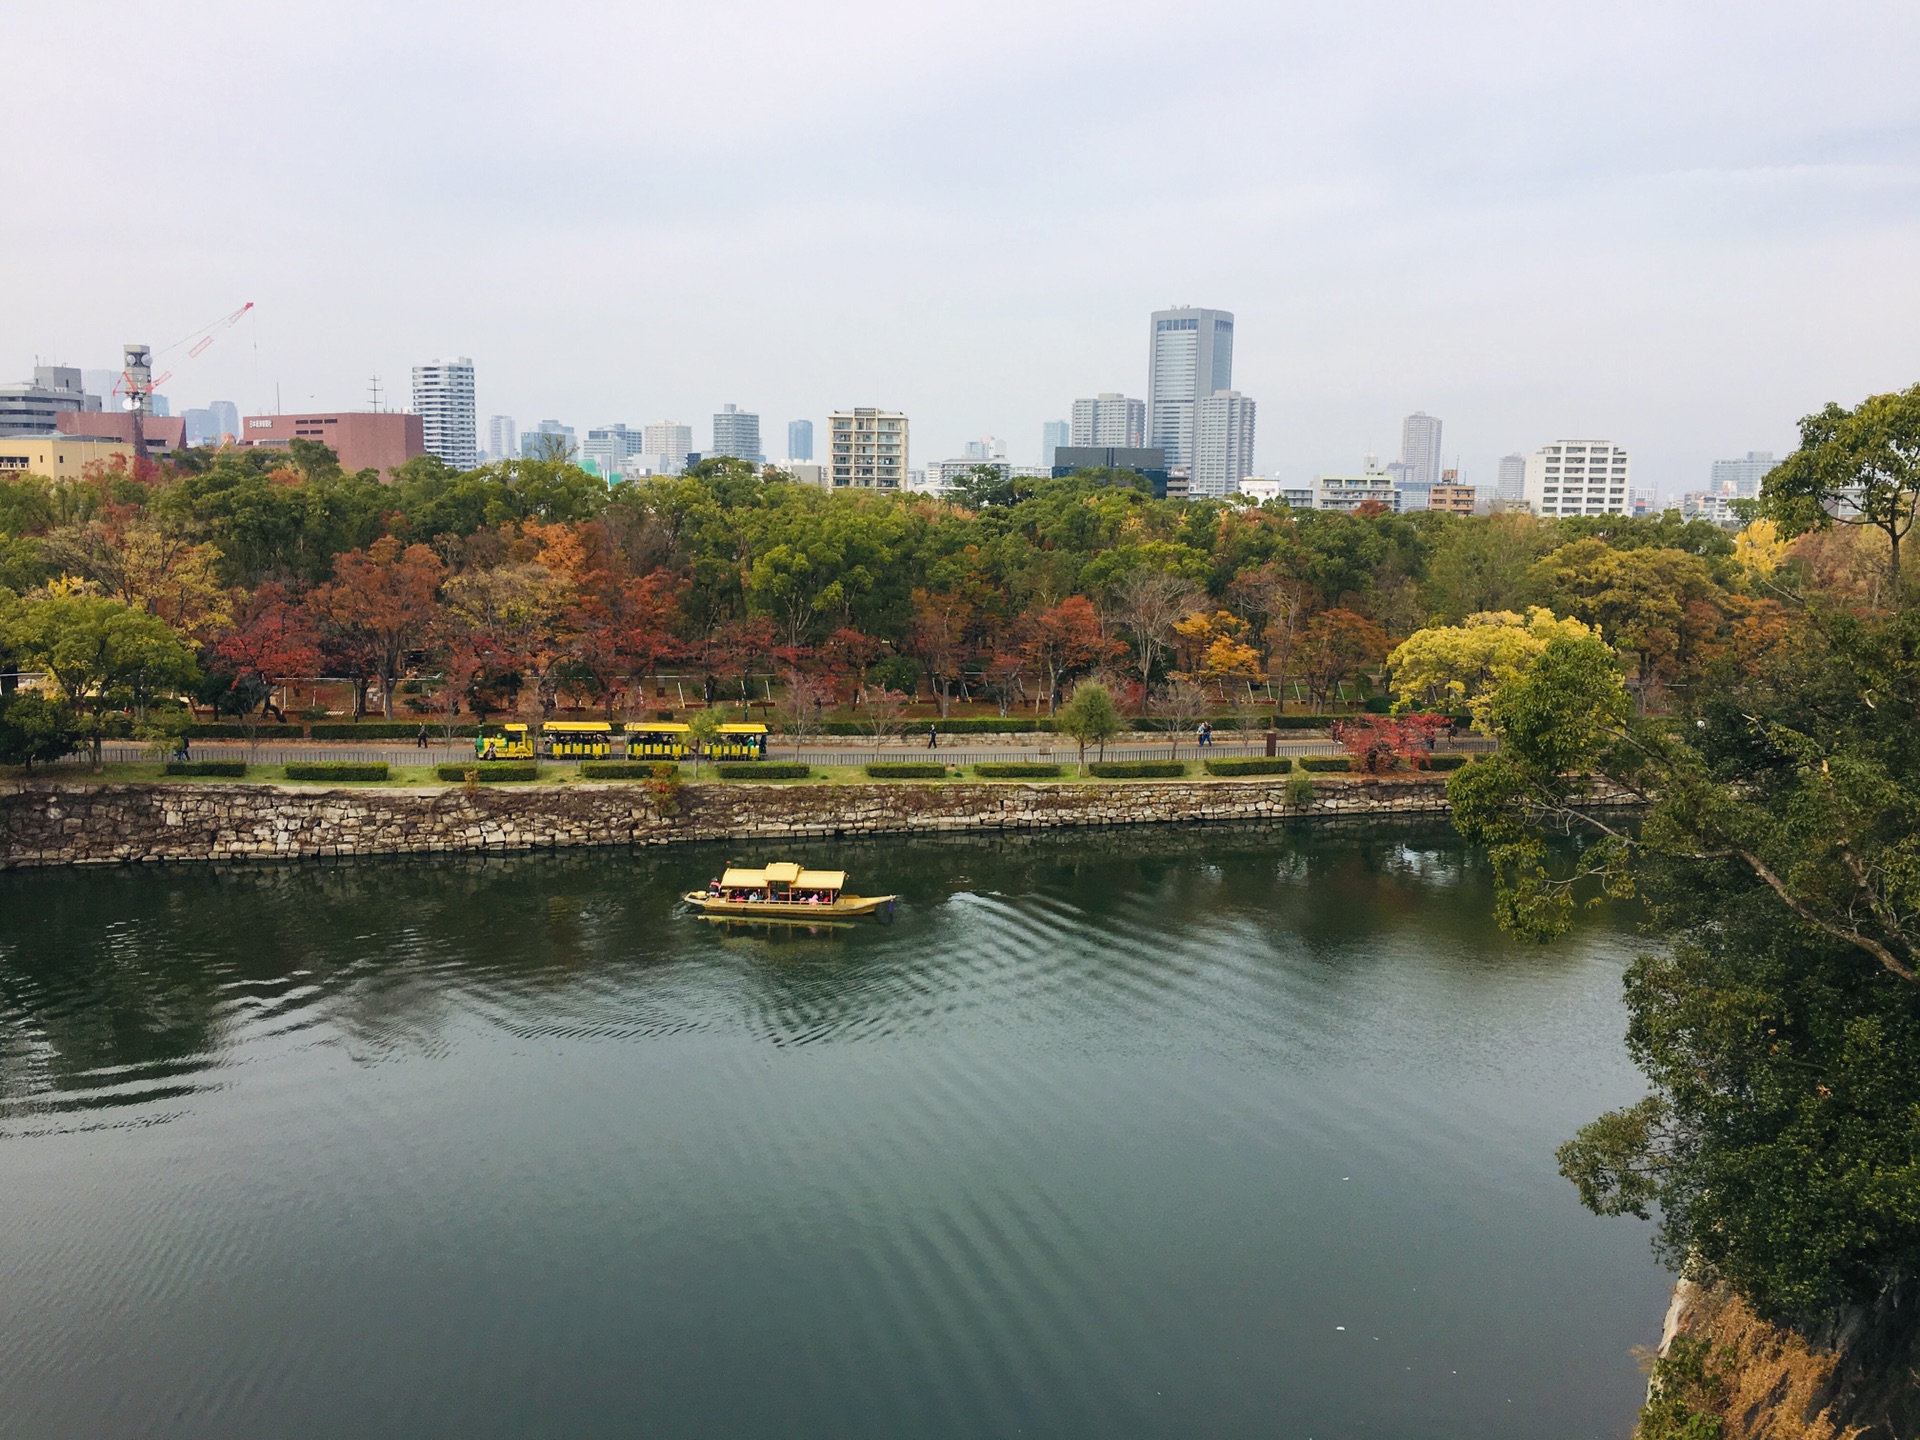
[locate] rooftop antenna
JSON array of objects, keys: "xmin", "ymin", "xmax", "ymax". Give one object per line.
[{"xmin": 368, "ymin": 373, "xmax": 385, "ymax": 413}]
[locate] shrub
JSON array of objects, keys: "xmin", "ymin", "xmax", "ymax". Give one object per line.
[
  {"xmin": 164, "ymin": 760, "xmax": 248, "ymax": 777},
  {"xmin": 1204, "ymin": 757, "xmax": 1293, "ymax": 776},
  {"xmin": 579, "ymin": 761, "xmax": 665, "ymax": 779},
  {"xmin": 811, "ymin": 717, "xmax": 1051, "ymax": 736},
  {"xmin": 1271, "ymin": 714, "xmax": 1348, "ymax": 730},
  {"xmin": 1300, "ymin": 756, "xmax": 1351, "ymax": 772},
  {"xmin": 186, "ymin": 722, "xmax": 305, "ymax": 739},
  {"xmin": 1088, "ymin": 760, "xmax": 1187, "ymax": 779},
  {"xmin": 313, "ymin": 721, "xmax": 481, "ymax": 740},
  {"xmin": 1424, "ymin": 753, "xmax": 1470, "ymax": 772},
  {"xmin": 435, "ymin": 762, "xmax": 538, "ymax": 782},
  {"xmin": 1286, "ymin": 771, "xmax": 1317, "ymax": 807},
  {"xmin": 284, "ymin": 762, "xmax": 389, "ymax": 782},
  {"xmin": 715, "ymin": 762, "xmax": 811, "ymax": 780},
  {"xmin": 974, "ymin": 762, "xmax": 1062, "ymax": 779},
  {"xmin": 1363, "ymin": 695, "xmax": 1395, "ymax": 714},
  {"xmin": 865, "ymin": 762, "xmax": 948, "ymax": 779}
]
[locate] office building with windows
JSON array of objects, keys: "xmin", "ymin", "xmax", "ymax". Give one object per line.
[
  {"xmin": 582, "ymin": 424, "xmax": 647, "ymax": 479},
  {"xmin": 411, "ymin": 357, "xmax": 478, "ymax": 469},
  {"xmin": 1399, "ymin": 411, "xmax": 1443, "ymax": 490},
  {"xmin": 489, "ymin": 415, "xmax": 517, "ymax": 463},
  {"xmin": 1496, "ymin": 453, "xmax": 1526, "ymax": 506},
  {"xmin": 1041, "ymin": 419, "xmax": 1069, "ymax": 465},
  {"xmin": 233, "ymin": 411, "xmax": 424, "ymax": 475},
  {"xmin": 1522, "ymin": 441, "xmax": 1633, "ymax": 517},
  {"xmin": 640, "ymin": 421, "xmax": 693, "ymax": 475},
  {"xmin": 1191, "ymin": 390, "xmax": 1256, "ymax": 498},
  {"xmin": 1710, "ymin": 450, "xmax": 1776, "ymax": 499},
  {"xmin": 712, "ymin": 404, "xmax": 762, "ymax": 462},
  {"xmin": 0, "ymin": 366, "xmax": 93, "ymax": 437},
  {"xmin": 787, "ymin": 419, "xmax": 814, "ymax": 461},
  {"xmin": 1146, "ymin": 307, "xmax": 1233, "ymax": 468},
  {"xmin": 828, "ymin": 409, "xmax": 907, "ymax": 489},
  {"xmin": 1050, "ymin": 446, "xmax": 1167, "ymax": 496},
  {"xmin": 1070, "ymin": 393, "xmax": 1145, "ymax": 448}
]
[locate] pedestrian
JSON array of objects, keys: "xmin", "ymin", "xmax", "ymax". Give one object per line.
[
  {"xmin": 177, "ymin": 732, "xmax": 191, "ymax": 761},
  {"xmin": 416, "ymin": 724, "xmax": 428, "ymax": 749},
  {"xmin": 927, "ymin": 723, "xmax": 938, "ymax": 749}
]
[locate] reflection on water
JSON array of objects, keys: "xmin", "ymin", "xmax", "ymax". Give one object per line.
[{"xmin": 0, "ymin": 822, "xmax": 1667, "ymax": 1439}]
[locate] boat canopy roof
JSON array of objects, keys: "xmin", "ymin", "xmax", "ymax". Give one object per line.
[
  {"xmin": 624, "ymin": 722, "xmax": 690, "ymax": 734},
  {"xmin": 716, "ymin": 865, "xmax": 846, "ymax": 892},
  {"xmin": 763, "ymin": 862, "xmax": 803, "ymax": 884},
  {"xmin": 717, "ymin": 723, "xmax": 768, "ymax": 735},
  {"xmin": 719, "ymin": 867, "xmax": 766, "ymax": 888},
  {"xmin": 545, "ymin": 721, "xmax": 612, "ymax": 733},
  {"xmin": 796, "ymin": 870, "xmax": 846, "ymax": 891}
]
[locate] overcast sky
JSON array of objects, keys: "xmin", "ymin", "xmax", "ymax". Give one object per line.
[{"xmin": 9, "ymin": 1, "xmax": 1920, "ymax": 498}]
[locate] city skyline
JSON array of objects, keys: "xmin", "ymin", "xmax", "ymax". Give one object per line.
[{"xmin": 6, "ymin": 3, "xmax": 1915, "ymax": 498}]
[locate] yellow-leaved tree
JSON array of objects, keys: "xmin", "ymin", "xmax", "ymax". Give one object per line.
[
  {"xmin": 1732, "ymin": 517, "xmax": 1790, "ymax": 584},
  {"xmin": 1387, "ymin": 607, "xmax": 1598, "ymax": 732}
]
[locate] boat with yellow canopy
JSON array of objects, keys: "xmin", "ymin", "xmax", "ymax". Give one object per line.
[{"xmin": 683, "ymin": 862, "xmax": 896, "ymax": 919}]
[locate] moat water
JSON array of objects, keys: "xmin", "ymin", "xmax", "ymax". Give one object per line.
[{"xmin": 0, "ymin": 824, "xmax": 1669, "ymax": 1438}]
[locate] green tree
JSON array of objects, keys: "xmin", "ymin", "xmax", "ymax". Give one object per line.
[
  {"xmin": 1, "ymin": 594, "xmax": 199, "ymax": 770},
  {"xmin": 1422, "ymin": 511, "xmax": 1556, "ymax": 620},
  {"xmin": 1763, "ymin": 383, "xmax": 1920, "ymax": 590},
  {"xmin": 686, "ymin": 706, "xmax": 722, "ymax": 775},
  {"xmin": 0, "ymin": 690, "xmax": 82, "ymax": 769},
  {"xmin": 1056, "ymin": 680, "xmax": 1122, "ymax": 773}
]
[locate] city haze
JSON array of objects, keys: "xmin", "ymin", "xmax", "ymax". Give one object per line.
[{"xmin": 7, "ymin": 0, "xmax": 1919, "ymax": 498}]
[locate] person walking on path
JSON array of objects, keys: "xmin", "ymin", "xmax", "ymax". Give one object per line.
[
  {"xmin": 416, "ymin": 724, "xmax": 429, "ymax": 749},
  {"xmin": 927, "ymin": 723, "xmax": 939, "ymax": 749}
]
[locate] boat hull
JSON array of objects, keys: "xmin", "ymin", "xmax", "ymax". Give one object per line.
[{"xmin": 682, "ymin": 892, "xmax": 896, "ymax": 919}]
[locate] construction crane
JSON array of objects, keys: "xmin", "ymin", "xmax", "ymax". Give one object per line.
[{"xmin": 115, "ymin": 301, "xmax": 255, "ymax": 460}]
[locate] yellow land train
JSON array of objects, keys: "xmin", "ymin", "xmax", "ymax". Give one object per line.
[
  {"xmin": 475, "ymin": 723, "xmax": 535, "ymax": 760},
  {"xmin": 710, "ymin": 722, "xmax": 769, "ymax": 761},
  {"xmin": 544, "ymin": 721, "xmax": 613, "ymax": 758},
  {"xmin": 623, "ymin": 722, "xmax": 691, "ymax": 759}
]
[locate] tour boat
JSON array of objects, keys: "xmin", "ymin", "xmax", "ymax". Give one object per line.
[{"xmin": 684, "ymin": 862, "xmax": 896, "ymax": 919}]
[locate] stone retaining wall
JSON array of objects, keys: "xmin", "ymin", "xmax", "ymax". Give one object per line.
[{"xmin": 0, "ymin": 777, "xmax": 1458, "ymax": 869}]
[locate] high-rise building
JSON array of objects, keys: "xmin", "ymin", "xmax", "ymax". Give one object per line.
[
  {"xmin": 583, "ymin": 424, "xmax": 645, "ymax": 479},
  {"xmin": 641, "ymin": 421, "xmax": 693, "ymax": 475},
  {"xmin": 962, "ymin": 436, "xmax": 1006, "ymax": 462},
  {"xmin": 1385, "ymin": 460, "xmax": 1426, "ymax": 511},
  {"xmin": 182, "ymin": 408, "xmax": 220, "ymax": 446},
  {"xmin": 828, "ymin": 409, "xmax": 907, "ymax": 489},
  {"xmin": 489, "ymin": 415, "xmax": 517, "ymax": 463},
  {"xmin": 84, "ymin": 369, "xmax": 121, "ymax": 407},
  {"xmin": 1191, "ymin": 390, "xmax": 1256, "ymax": 498},
  {"xmin": 522, "ymin": 419, "xmax": 576, "ymax": 462},
  {"xmin": 411, "ymin": 358, "xmax": 478, "ymax": 469},
  {"xmin": 1710, "ymin": 450, "xmax": 1776, "ymax": 499},
  {"xmin": 787, "ymin": 419, "xmax": 814, "ymax": 461},
  {"xmin": 712, "ymin": 404, "xmax": 762, "ymax": 462},
  {"xmin": 208, "ymin": 400, "xmax": 238, "ymax": 443},
  {"xmin": 1399, "ymin": 411, "xmax": 1443, "ymax": 490},
  {"xmin": 1522, "ymin": 441, "xmax": 1633, "ymax": 517},
  {"xmin": 0, "ymin": 366, "xmax": 90, "ymax": 436},
  {"xmin": 1146, "ymin": 307, "xmax": 1233, "ymax": 468},
  {"xmin": 1070, "ymin": 393, "xmax": 1146, "ymax": 448},
  {"xmin": 1041, "ymin": 419, "xmax": 1069, "ymax": 466},
  {"xmin": 1496, "ymin": 453, "xmax": 1527, "ymax": 506}
]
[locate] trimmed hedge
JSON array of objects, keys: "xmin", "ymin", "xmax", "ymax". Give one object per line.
[
  {"xmin": 313, "ymin": 721, "xmax": 482, "ymax": 740},
  {"xmin": 1299, "ymin": 756, "xmax": 1351, "ymax": 772},
  {"xmin": 865, "ymin": 762, "xmax": 949, "ymax": 779},
  {"xmin": 284, "ymin": 762, "xmax": 389, "ymax": 782},
  {"xmin": 434, "ymin": 762, "xmax": 538, "ymax": 782},
  {"xmin": 1271, "ymin": 714, "xmax": 1348, "ymax": 730},
  {"xmin": 186, "ymin": 722, "xmax": 304, "ymax": 739},
  {"xmin": 579, "ymin": 761, "xmax": 675, "ymax": 779},
  {"xmin": 1203, "ymin": 757, "xmax": 1293, "ymax": 776},
  {"xmin": 974, "ymin": 762, "xmax": 1062, "ymax": 779},
  {"xmin": 1424, "ymin": 753, "xmax": 1471, "ymax": 772},
  {"xmin": 715, "ymin": 762, "xmax": 811, "ymax": 780},
  {"xmin": 164, "ymin": 760, "xmax": 248, "ymax": 777},
  {"xmin": 1088, "ymin": 760, "xmax": 1188, "ymax": 779}
]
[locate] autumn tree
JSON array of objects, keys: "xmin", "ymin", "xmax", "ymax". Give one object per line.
[
  {"xmin": 1295, "ymin": 609, "xmax": 1389, "ymax": 709},
  {"xmin": 1108, "ymin": 569, "xmax": 1201, "ymax": 689},
  {"xmin": 308, "ymin": 537, "xmax": 445, "ymax": 720},
  {"xmin": 1016, "ymin": 595, "xmax": 1122, "ymax": 714},
  {"xmin": 1762, "ymin": 384, "xmax": 1920, "ymax": 591},
  {"xmin": 1387, "ymin": 607, "xmax": 1596, "ymax": 731},
  {"xmin": 210, "ymin": 583, "xmax": 325, "ymax": 721},
  {"xmin": 1527, "ymin": 540, "xmax": 1724, "ymax": 693},
  {"xmin": 907, "ymin": 586, "xmax": 978, "ymax": 717}
]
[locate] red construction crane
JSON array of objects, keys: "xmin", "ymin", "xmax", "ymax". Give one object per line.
[{"xmin": 116, "ymin": 301, "xmax": 255, "ymax": 459}]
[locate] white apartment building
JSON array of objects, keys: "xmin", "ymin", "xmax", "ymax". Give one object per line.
[
  {"xmin": 1070, "ymin": 393, "xmax": 1146, "ymax": 448},
  {"xmin": 1314, "ymin": 472, "xmax": 1397, "ymax": 512},
  {"xmin": 641, "ymin": 421, "xmax": 693, "ymax": 475},
  {"xmin": 712, "ymin": 404, "xmax": 762, "ymax": 462},
  {"xmin": 488, "ymin": 415, "xmax": 516, "ymax": 463},
  {"xmin": 1400, "ymin": 411, "xmax": 1443, "ymax": 490},
  {"xmin": 1522, "ymin": 441, "xmax": 1633, "ymax": 517},
  {"xmin": 411, "ymin": 358, "xmax": 478, "ymax": 469},
  {"xmin": 1192, "ymin": 389, "xmax": 1256, "ymax": 497},
  {"xmin": 828, "ymin": 408, "xmax": 907, "ymax": 489}
]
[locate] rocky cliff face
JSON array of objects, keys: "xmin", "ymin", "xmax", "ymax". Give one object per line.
[{"xmin": 1649, "ymin": 1278, "xmax": 1920, "ymax": 1439}]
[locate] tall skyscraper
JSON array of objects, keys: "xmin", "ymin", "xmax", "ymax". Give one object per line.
[
  {"xmin": 1399, "ymin": 412, "xmax": 1443, "ymax": 489},
  {"xmin": 828, "ymin": 409, "xmax": 907, "ymax": 489},
  {"xmin": 787, "ymin": 419, "xmax": 814, "ymax": 461},
  {"xmin": 182, "ymin": 408, "xmax": 220, "ymax": 446},
  {"xmin": 411, "ymin": 358, "xmax": 478, "ymax": 469},
  {"xmin": 641, "ymin": 421, "xmax": 693, "ymax": 474},
  {"xmin": 1522, "ymin": 441, "xmax": 1633, "ymax": 517},
  {"xmin": 583, "ymin": 424, "xmax": 645, "ymax": 478},
  {"xmin": 1710, "ymin": 450, "xmax": 1776, "ymax": 499},
  {"xmin": 1071, "ymin": 393, "xmax": 1146, "ymax": 448},
  {"xmin": 1146, "ymin": 307, "xmax": 1233, "ymax": 469},
  {"xmin": 208, "ymin": 400, "xmax": 238, "ymax": 442},
  {"xmin": 1192, "ymin": 391, "xmax": 1256, "ymax": 498},
  {"xmin": 1041, "ymin": 419, "xmax": 1069, "ymax": 465},
  {"xmin": 1496, "ymin": 453, "xmax": 1526, "ymax": 505},
  {"xmin": 522, "ymin": 419, "xmax": 576, "ymax": 461},
  {"xmin": 489, "ymin": 415, "xmax": 517, "ymax": 462},
  {"xmin": 712, "ymin": 403, "xmax": 762, "ymax": 462}
]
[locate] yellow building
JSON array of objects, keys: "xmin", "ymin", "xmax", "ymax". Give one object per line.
[{"xmin": 0, "ymin": 434, "xmax": 137, "ymax": 480}]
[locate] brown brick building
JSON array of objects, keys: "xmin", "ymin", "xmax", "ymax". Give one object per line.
[{"xmin": 238, "ymin": 412, "xmax": 426, "ymax": 477}]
